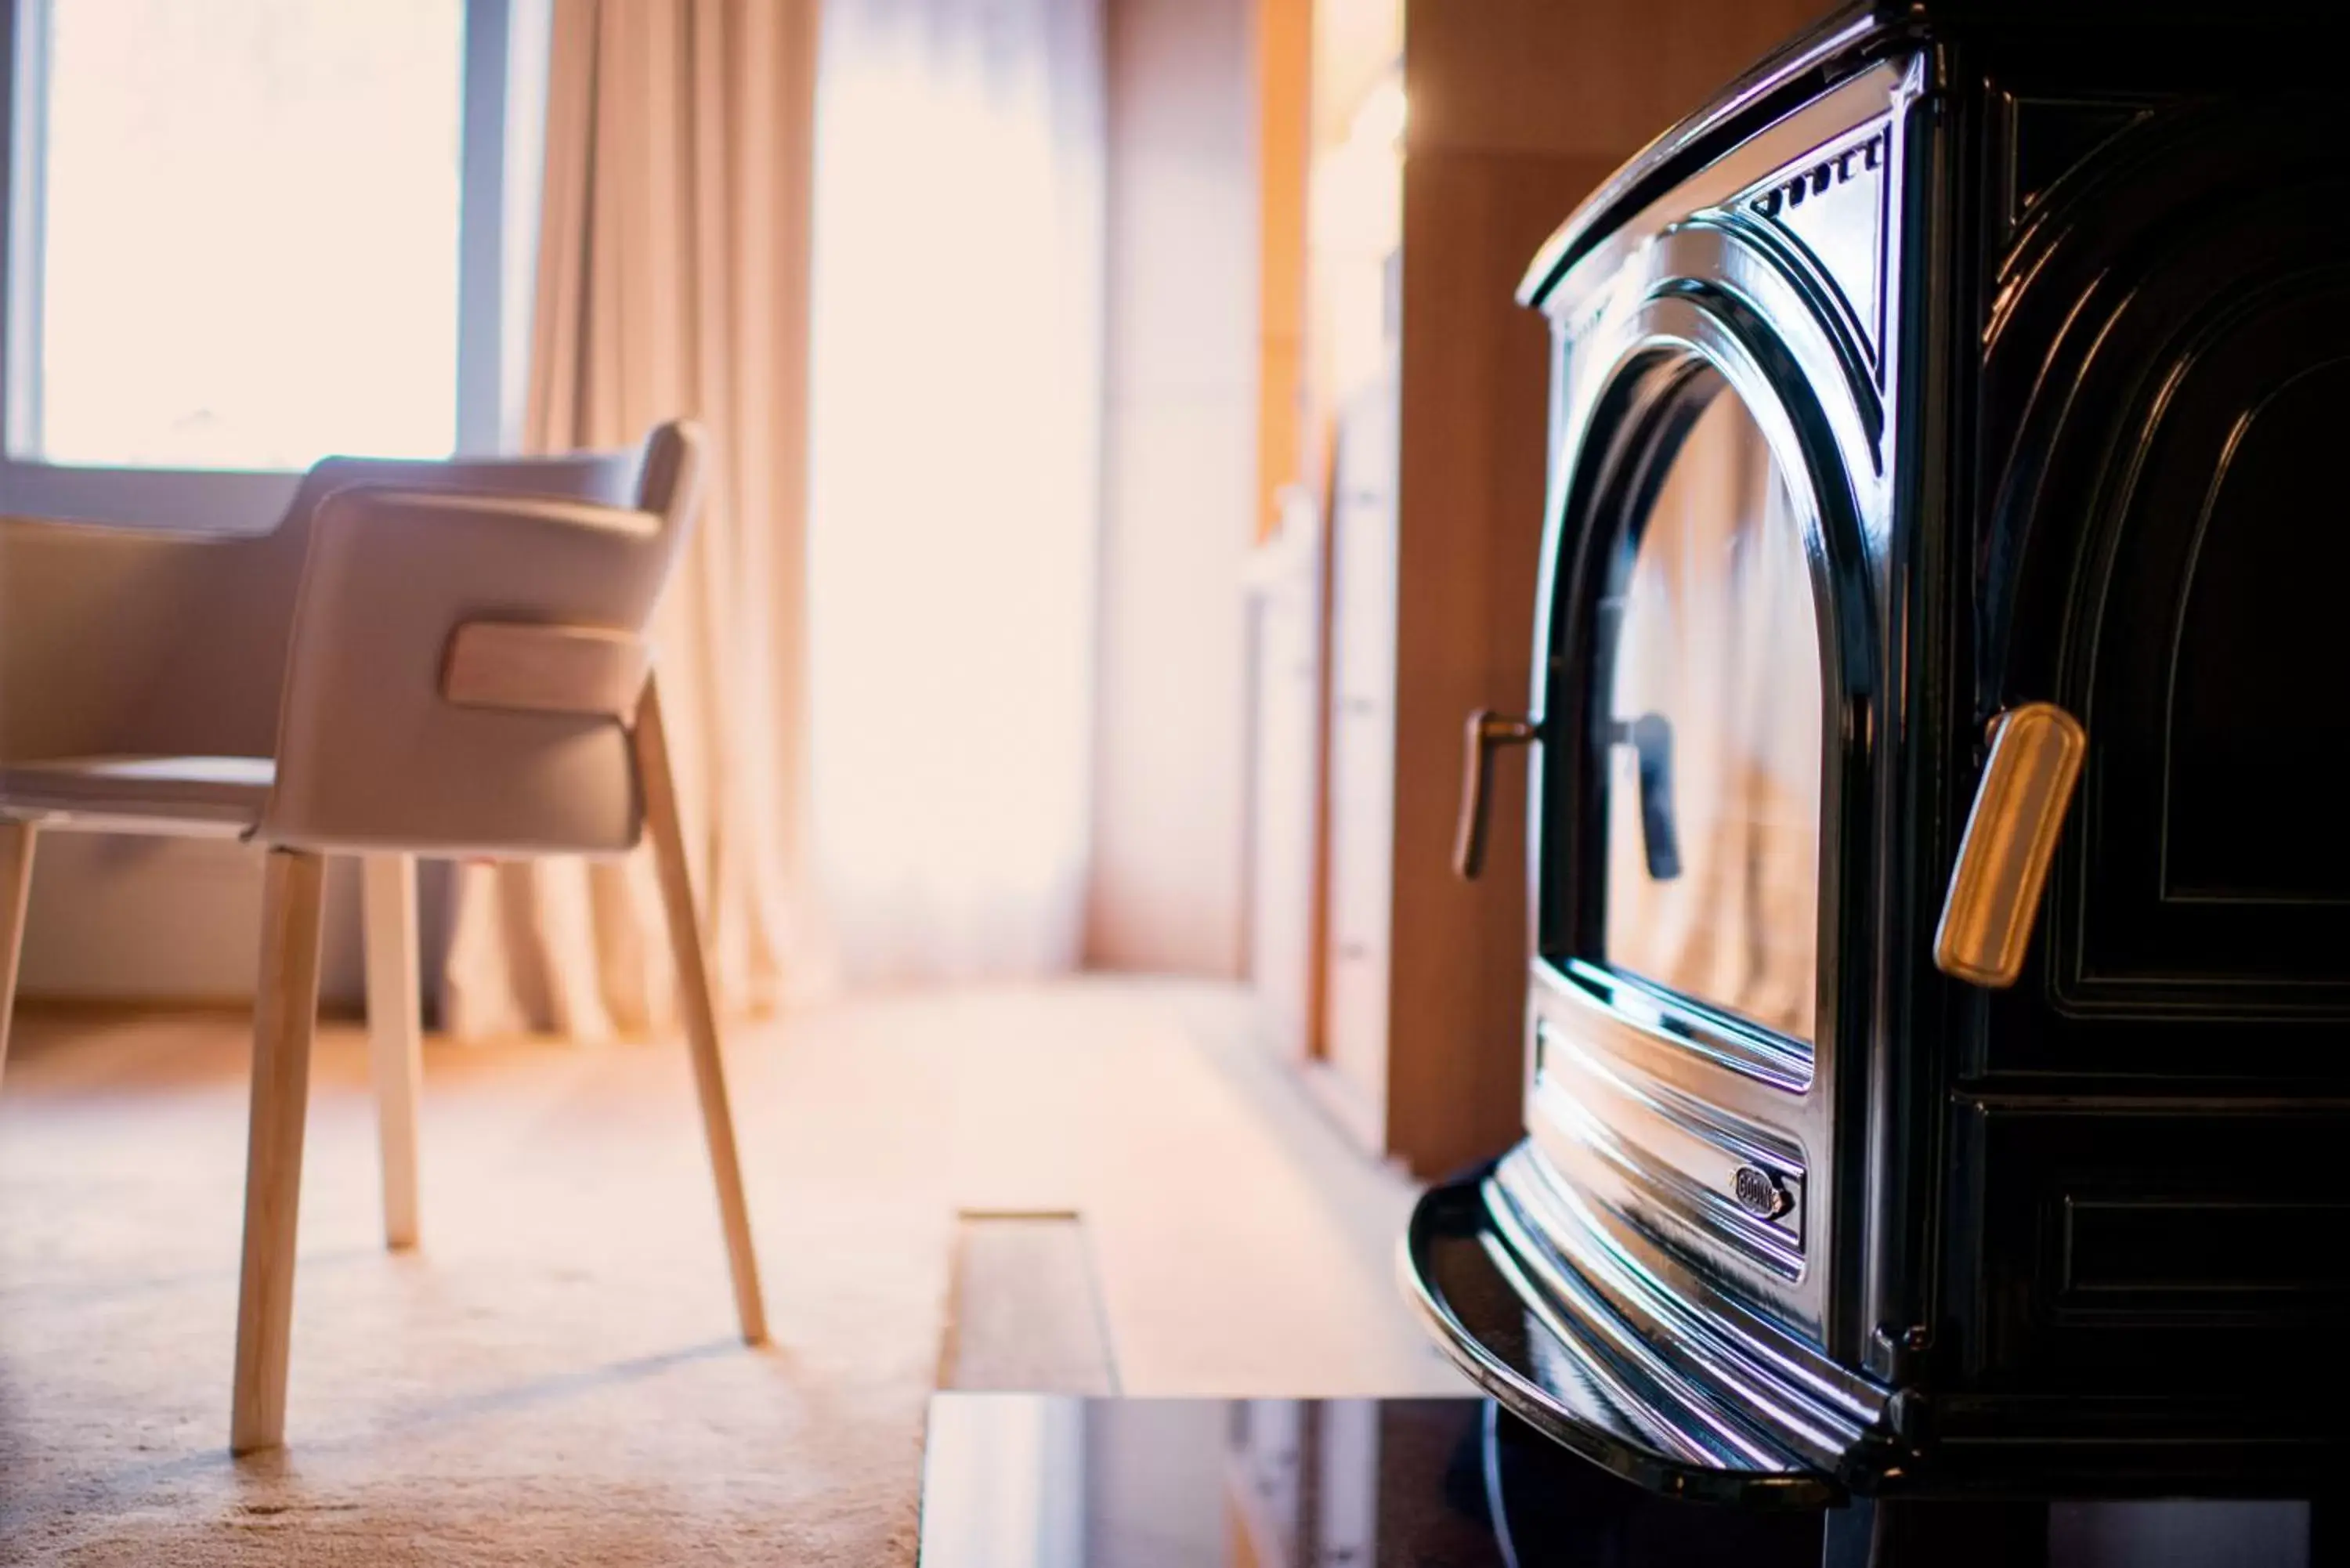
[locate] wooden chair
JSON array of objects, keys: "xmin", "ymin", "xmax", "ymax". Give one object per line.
[{"xmin": 0, "ymin": 421, "xmax": 764, "ymax": 1453}]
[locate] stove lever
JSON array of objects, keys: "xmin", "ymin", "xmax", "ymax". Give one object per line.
[
  {"xmin": 1454, "ymin": 710, "xmax": 1540, "ymax": 880},
  {"xmin": 1934, "ymin": 701, "xmax": 2086, "ymax": 988}
]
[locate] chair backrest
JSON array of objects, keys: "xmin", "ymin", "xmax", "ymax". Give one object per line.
[
  {"xmin": 257, "ymin": 423, "xmax": 704, "ymax": 856},
  {"xmin": 0, "ymin": 447, "xmax": 646, "ymax": 768}
]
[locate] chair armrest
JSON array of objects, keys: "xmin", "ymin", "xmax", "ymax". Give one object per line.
[
  {"xmin": 259, "ymin": 486, "xmax": 684, "ymax": 855},
  {"xmin": 0, "ymin": 511, "xmax": 299, "ymax": 764}
]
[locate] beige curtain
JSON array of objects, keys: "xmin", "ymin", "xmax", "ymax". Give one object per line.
[{"xmin": 443, "ymin": 0, "xmax": 823, "ymax": 1039}]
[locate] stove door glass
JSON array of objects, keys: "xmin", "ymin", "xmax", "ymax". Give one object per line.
[{"xmin": 1597, "ymin": 370, "xmax": 1820, "ymax": 1044}]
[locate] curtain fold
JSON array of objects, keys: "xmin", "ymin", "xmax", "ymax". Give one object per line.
[
  {"xmin": 805, "ymin": 0, "xmax": 1106, "ymax": 985},
  {"xmin": 443, "ymin": 0, "xmax": 826, "ymax": 1039}
]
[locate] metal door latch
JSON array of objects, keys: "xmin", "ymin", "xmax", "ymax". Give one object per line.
[{"xmin": 1453, "ymin": 710, "xmax": 1539, "ymax": 880}]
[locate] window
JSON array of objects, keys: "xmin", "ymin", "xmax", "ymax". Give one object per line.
[
  {"xmin": 0, "ymin": 0, "xmax": 540, "ymax": 523},
  {"xmin": 1594, "ymin": 370, "xmax": 1823, "ymax": 1043}
]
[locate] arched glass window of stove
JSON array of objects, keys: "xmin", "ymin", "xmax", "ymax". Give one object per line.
[{"xmin": 1587, "ymin": 362, "xmax": 1825, "ymax": 1047}]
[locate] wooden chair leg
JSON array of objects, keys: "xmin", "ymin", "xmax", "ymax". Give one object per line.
[
  {"xmin": 0, "ymin": 819, "xmax": 33, "ymax": 1093},
  {"xmin": 632, "ymin": 674, "xmax": 768, "ymax": 1345},
  {"xmin": 230, "ymin": 847, "xmax": 329, "ymax": 1455},
  {"xmin": 361, "ymin": 852, "xmax": 424, "ymax": 1250}
]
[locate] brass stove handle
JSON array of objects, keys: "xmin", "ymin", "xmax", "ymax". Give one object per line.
[
  {"xmin": 1933, "ymin": 702, "xmax": 2087, "ymax": 988},
  {"xmin": 1454, "ymin": 710, "xmax": 1539, "ymax": 880}
]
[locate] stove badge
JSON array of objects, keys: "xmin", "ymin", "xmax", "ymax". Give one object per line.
[{"xmin": 1732, "ymin": 1165, "xmax": 1795, "ymax": 1222}]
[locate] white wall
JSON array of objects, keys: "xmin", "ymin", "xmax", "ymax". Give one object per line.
[{"xmin": 1084, "ymin": 0, "xmax": 1257, "ymax": 977}]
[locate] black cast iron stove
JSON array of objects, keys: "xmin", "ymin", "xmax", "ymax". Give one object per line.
[{"xmin": 1412, "ymin": 0, "xmax": 2350, "ymax": 1521}]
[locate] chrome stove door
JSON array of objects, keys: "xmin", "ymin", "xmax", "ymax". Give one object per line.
[{"xmin": 1412, "ymin": 46, "xmax": 1926, "ymax": 1499}]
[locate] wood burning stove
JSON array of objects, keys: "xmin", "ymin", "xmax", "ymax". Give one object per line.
[{"xmin": 1407, "ymin": 0, "xmax": 2350, "ymax": 1509}]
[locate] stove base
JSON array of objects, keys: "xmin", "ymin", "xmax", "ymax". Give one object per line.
[
  {"xmin": 1403, "ymin": 1149, "xmax": 1889, "ymax": 1504},
  {"xmin": 1405, "ymin": 1150, "xmax": 2350, "ymax": 1504}
]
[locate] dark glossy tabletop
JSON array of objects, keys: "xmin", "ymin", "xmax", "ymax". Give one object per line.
[{"xmin": 917, "ymin": 1395, "xmax": 2328, "ymax": 1568}]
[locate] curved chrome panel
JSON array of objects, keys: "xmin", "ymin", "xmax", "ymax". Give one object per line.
[
  {"xmin": 1554, "ymin": 958, "xmax": 1810, "ymax": 1093},
  {"xmin": 1533, "ymin": 1023, "xmax": 1808, "ymax": 1282},
  {"xmin": 1530, "ymin": 961, "xmax": 1828, "ymax": 1333}
]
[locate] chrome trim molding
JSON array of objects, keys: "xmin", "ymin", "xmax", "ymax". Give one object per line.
[{"xmin": 1551, "ymin": 959, "xmax": 1811, "ymax": 1093}]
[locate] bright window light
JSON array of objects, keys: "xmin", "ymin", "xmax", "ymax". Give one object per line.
[{"xmin": 24, "ymin": 0, "xmax": 465, "ymax": 470}]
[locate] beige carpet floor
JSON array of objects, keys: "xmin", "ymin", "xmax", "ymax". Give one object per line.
[{"xmin": 0, "ymin": 981, "xmax": 1466, "ymax": 1564}]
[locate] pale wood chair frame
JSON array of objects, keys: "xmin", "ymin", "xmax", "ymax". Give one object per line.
[
  {"xmin": 0, "ymin": 839, "xmax": 437, "ymax": 1260},
  {"xmin": 216, "ymin": 670, "xmax": 762, "ymax": 1454}
]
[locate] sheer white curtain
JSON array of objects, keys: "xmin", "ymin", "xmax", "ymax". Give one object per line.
[{"xmin": 806, "ymin": 0, "xmax": 1104, "ymax": 984}]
